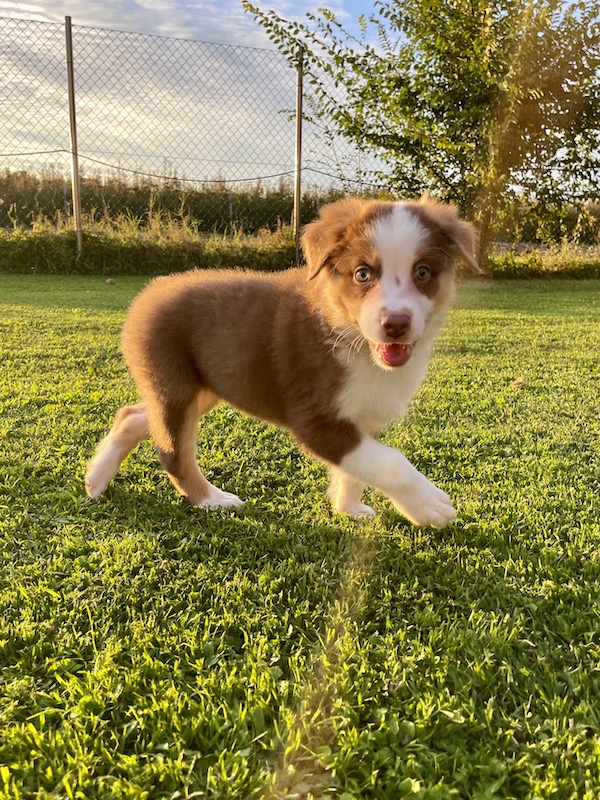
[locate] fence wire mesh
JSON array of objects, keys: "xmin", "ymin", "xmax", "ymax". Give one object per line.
[
  {"xmin": 1, "ymin": 18, "xmax": 72, "ymax": 224},
  {"xmin": 1, "ymin": 16, "xmax": 385, "ymax": 234}
]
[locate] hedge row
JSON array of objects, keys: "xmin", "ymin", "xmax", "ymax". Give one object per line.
[
  {"xmin": 1, "ymin": 228, "xmax": 598, "ymax": 278},
  {"xmin": 0, "ymin": 228, "xmax": 297, "ymax": 275}
]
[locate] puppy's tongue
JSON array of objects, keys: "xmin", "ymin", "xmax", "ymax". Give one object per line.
[{"xmin": 374, "ymin": 342, "xmax": 414, "ymax": 367}]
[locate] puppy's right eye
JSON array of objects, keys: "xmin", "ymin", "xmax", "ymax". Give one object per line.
[{"xmin": 354, "ymin": 266, "xmax": 372, "ymax": 284}]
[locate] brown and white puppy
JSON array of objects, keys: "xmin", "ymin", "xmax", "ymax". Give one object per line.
[{"xmin": 85, "ymin": 197, "xmax": 479, "ymax": 527}]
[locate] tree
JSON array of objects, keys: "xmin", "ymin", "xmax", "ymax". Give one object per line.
[{"xmin": 243, "ymin": 0, "xmax": 600, "ymax": 256}]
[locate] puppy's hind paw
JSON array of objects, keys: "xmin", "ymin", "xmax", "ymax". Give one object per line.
[
  {"xmin": 85, "ymin": 447, "xmax": 119, "ymax": 500},
  {"xmin": 198, "ymin": 486, "xmax": 245, "ymax": 510}
]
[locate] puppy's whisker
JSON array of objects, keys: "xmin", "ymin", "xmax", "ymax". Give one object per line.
[
  {"xmin": 347, "ymin": 333, "xmax": 367, "ymax": 363},
  {"xmin": 331, "ymin": 326, "xmax": 360, "ymax": 357},
  {"xmin": 330, "ymin": 325, "xmax": 367, "ymax": 363}
]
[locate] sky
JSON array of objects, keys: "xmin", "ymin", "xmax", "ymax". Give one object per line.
[
  {"xmin": 0, "ymin": 0, "xmax": 370, "ymax": 47},
  {"xmin": 1, "ymin": 0, "xmax": 382, "ymax": 200}
]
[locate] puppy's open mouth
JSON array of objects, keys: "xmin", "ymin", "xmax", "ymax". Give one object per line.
[{"xmin": 371, "ymin": 341, "xmax": 415, "ymax": 367}]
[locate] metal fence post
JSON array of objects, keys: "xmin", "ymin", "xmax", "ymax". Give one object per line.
[
  {"xmin": 293, "ymin": 46, "xmax": 304, "ymax": 267},
  {"xmin": 65, "ymin": 16, "xmax": 83, "ymax": 257}
]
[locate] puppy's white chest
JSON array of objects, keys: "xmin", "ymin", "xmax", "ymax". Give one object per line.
[{"xmin": 336, "ymin": 349, "xmax": 429, "ymax": 434}]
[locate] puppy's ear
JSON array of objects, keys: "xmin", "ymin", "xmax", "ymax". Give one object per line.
[
  {"xmin": 302, "ymin": 197, "xmax": 366, "ymax": 279},
  {"xmin": 416, "ymin": 198, "xmax": 482, "ymax": 274}
]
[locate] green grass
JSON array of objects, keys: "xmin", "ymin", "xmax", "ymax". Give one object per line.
[{"xmin": 0, "ymin": 275, "xmax": 599, "ymax": 799}]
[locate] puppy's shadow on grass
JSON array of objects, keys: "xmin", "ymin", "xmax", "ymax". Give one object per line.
[{"xmin": 85, "ymin": 478, "xmax": 360, "ymax": 574}]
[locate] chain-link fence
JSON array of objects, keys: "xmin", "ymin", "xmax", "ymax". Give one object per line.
[
  {"xmin": 2, "ymin": 18, "xmax": 72, "ymax": 224},
  {"xmin": 1, "ymin": 16, "xmax": 384, "ymax": 237}
]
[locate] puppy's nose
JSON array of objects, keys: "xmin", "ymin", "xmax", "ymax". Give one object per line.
[{"xmin": 381, "ymin": 313, "xmax": 411, "ymax": 340}]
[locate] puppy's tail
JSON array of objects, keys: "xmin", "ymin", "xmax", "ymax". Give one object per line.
[{"xmin": 85, "ymin": 403, "xmax": 149, "ymax": 499}]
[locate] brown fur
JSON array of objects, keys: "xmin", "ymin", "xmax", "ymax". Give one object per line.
[
  {"xmin": 86, "ymin": 196, "xmax": 478, "ymax": 517},
  {"xmin": 122, "ymin": 268, "xmax": 362, "ymax": 481}
]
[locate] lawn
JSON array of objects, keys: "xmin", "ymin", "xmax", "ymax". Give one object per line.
[{"xmin": 0, "ymin": 275, "xmax": 599, "ymax": 799}]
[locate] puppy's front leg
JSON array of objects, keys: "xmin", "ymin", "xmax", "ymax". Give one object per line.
[
  {"xmin": 328, "ymin": 468, "xmax": 375, "ymax": 518},
  {"xmin": 338, "ymin": 436, "xmax": 456, "ymax": 529}
]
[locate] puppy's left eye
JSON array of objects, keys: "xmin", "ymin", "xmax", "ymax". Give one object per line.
[
  {"xmin": 414, "ymin": 264, "xmax": 431, "ymax": 283},
  {"xmin": 354, "ymin": 266, "xmax": 372, "ymax": 284}
]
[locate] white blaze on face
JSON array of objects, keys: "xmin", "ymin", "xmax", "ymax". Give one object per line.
[{"xmin": 356, "ymin": 205, "xmax": 436, "ymax": 367}]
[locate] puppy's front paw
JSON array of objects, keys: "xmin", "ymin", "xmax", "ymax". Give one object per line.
[
  {"xmin": 393, "ymin": 474, "xmax": 456, "ymax": 529},
  {"xmin": 328, "ymin": 472, "xmax": 375, "ymax": 518},
  {"xmin": 334, "ymin": 499, "xmax": 377, "ymax": 518}
]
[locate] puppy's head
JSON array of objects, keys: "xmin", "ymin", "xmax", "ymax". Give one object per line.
[{"xmin": 302, "ymin": 196, "xmax": 479, "ymax": 370}]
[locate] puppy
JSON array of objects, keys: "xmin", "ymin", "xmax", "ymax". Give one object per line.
[{"xmin": 85, "ymin": 197, "xmax": 479, "ymax": 527}]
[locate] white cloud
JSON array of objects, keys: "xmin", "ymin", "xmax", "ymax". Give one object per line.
[
  {"xmin": 0, "ymin": 0, "xmax": 363, "ymax": 47},
  {"xmin": 1, "ymin": 0, "xmax": 381, "ymax": 195}
]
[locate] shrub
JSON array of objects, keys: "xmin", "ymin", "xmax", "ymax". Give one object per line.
[
  {"xmin": 487, "ymin": 246, "xmax": 600, "ymax": 279},
  {"xmin": 0, "ymin": 220, "xmax": 297, "ymax": 275}
]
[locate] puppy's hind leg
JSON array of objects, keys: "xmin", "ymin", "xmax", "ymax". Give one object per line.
[
  {"xmin": 85, "ymin": 403, "xmax": 149, "ymax": 499},
  {"xmin": 152, "ymin": 391, "xmax": 244, "ymax": 509}
]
